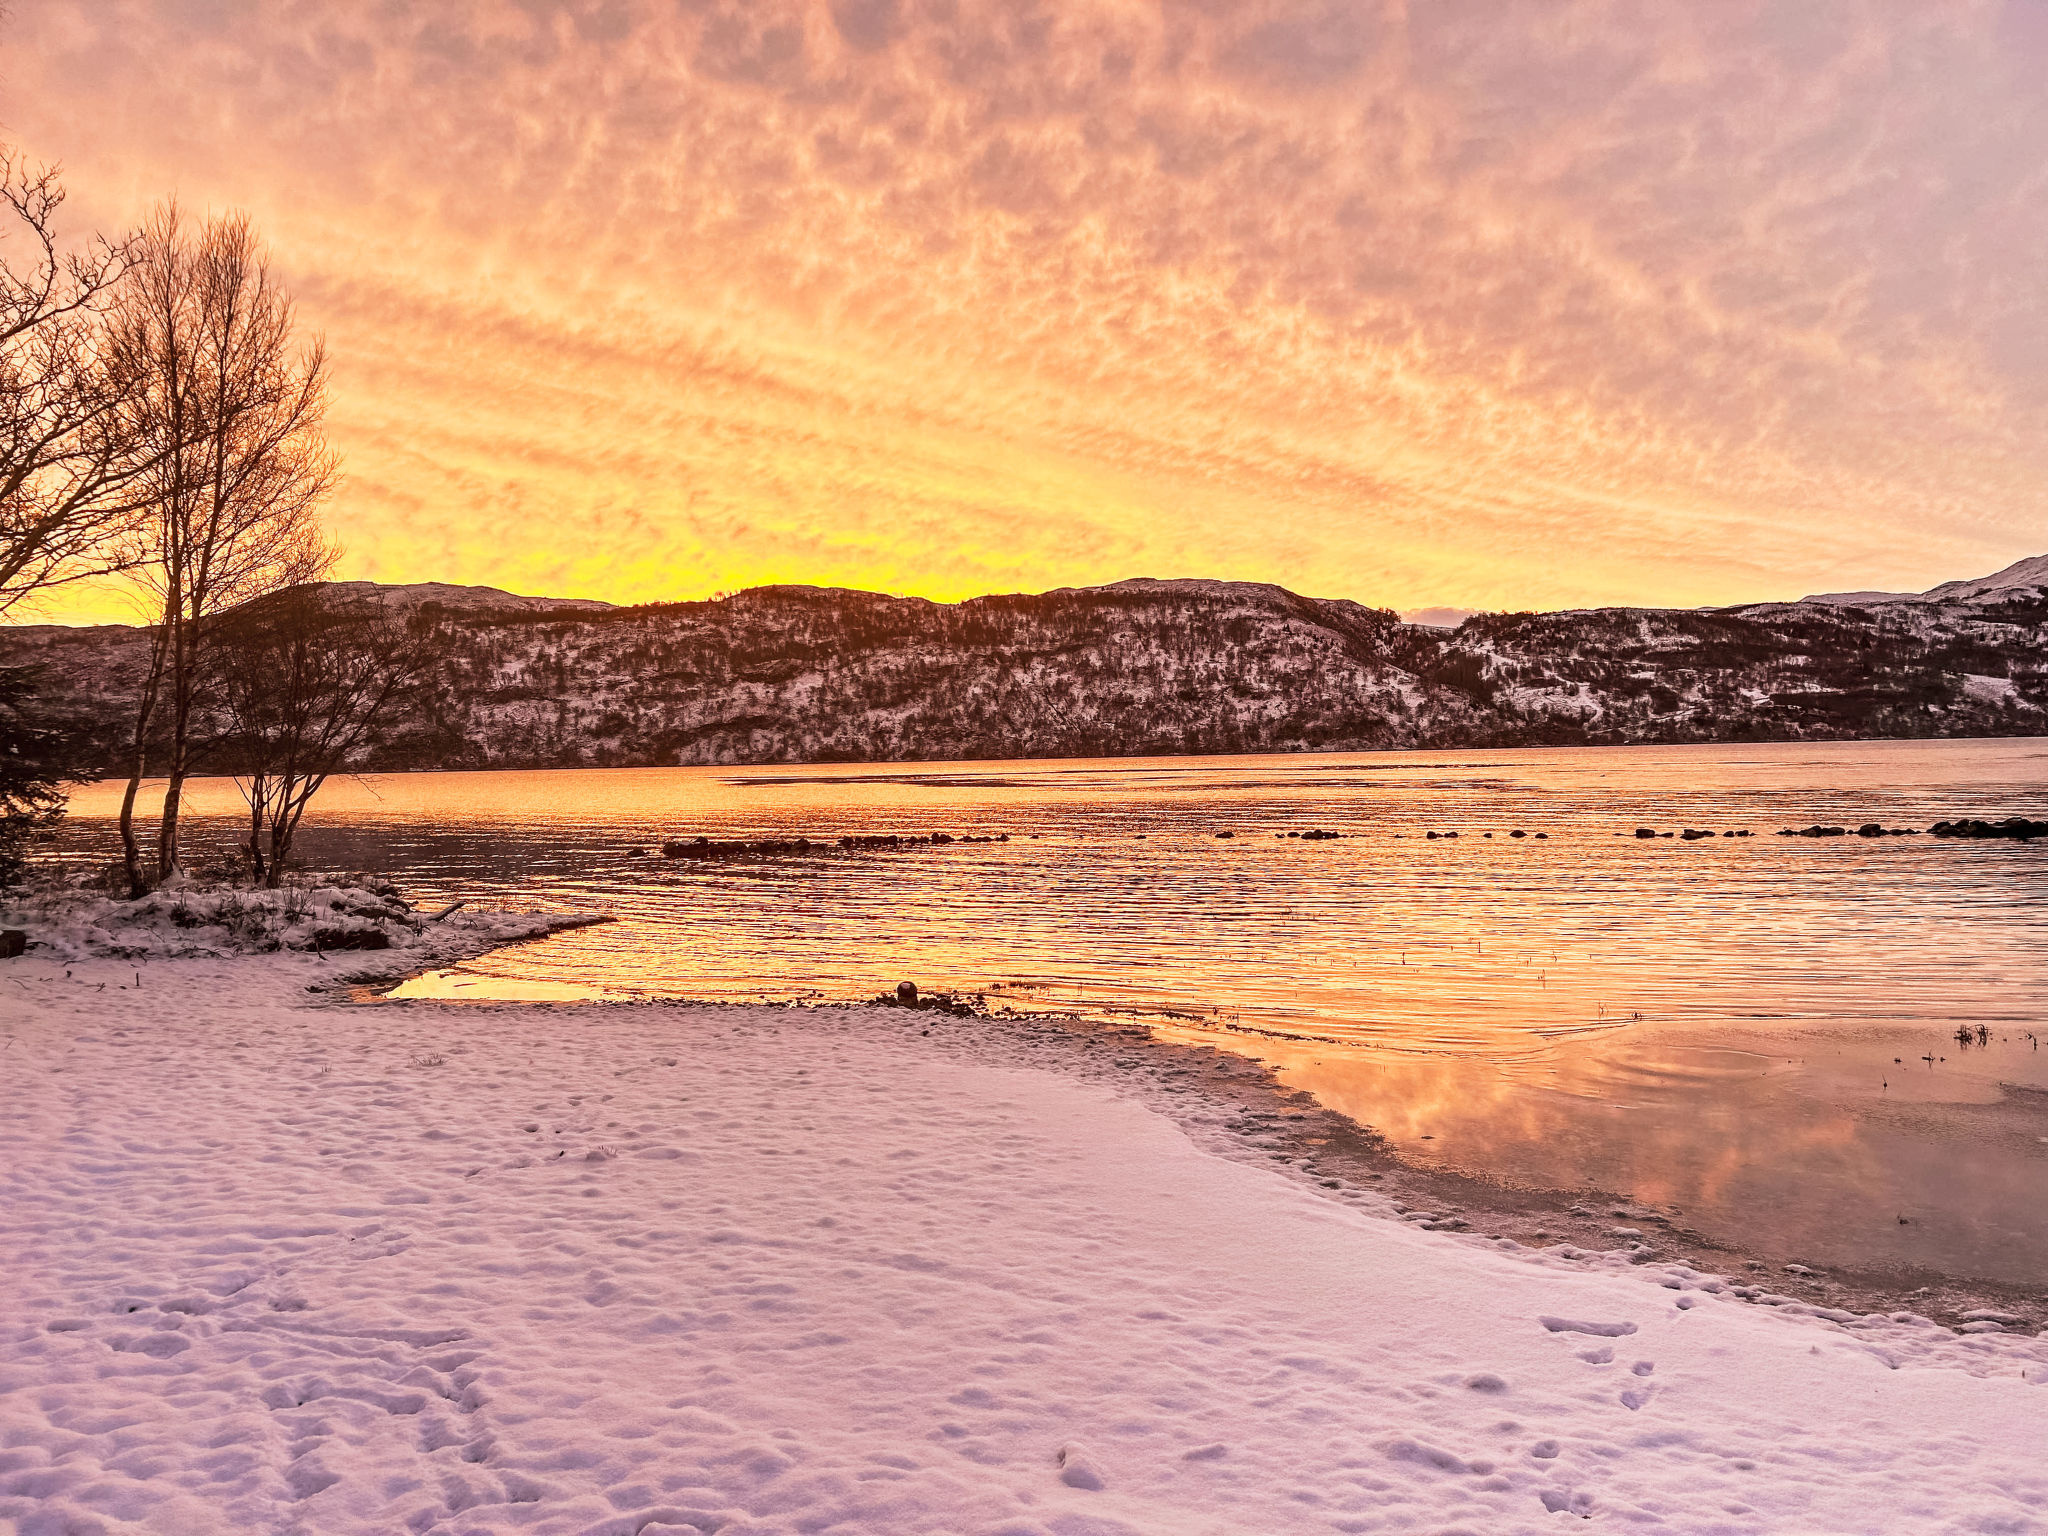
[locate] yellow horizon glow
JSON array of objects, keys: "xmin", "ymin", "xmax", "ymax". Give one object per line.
[{"xmin": 8, "ymin": 1, "xmax": 2048, "ymax": 627}]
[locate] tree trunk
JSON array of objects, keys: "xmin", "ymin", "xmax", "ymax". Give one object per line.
[
  {"xmin": 156, "ymin": 608, "xmax": 194, "ymax": 883},
  {"xmin": 119, "ymin": 624, "xmax": 171, "ymax": 898},
  {"xmin": 117, "ymin": 767, "xmax": 148, "ymax": 898},
  {"xmin": 264, "ymin": 776, "xmax": 317, "ymax": 888},
  {"xmin": 246, "ymin": 775, "xmax": 267, "ymax": 886},
  {"xmin": 156, "ymin": 774, "xmax": 183, "ymax": 882},
  {"xmin": 264, "ymin": 820, "xmax": 287, "ymax": 887}
]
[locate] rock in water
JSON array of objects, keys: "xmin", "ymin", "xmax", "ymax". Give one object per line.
[
  {"xmin": 896, "ymin": 980, "xmax": 919, "ymax": 1006},
  {"xmin": 1929, "ymin": 817, "xmax": 2048, "ymax": 841}
]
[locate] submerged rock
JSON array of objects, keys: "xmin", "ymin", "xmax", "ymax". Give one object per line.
[
  {"xmin": 663, "ymin": 834, "xmax": 819, "ymax": 859},
  {"xmin": 660, "ymin": 831, "xmax": 1006, "ymax": 859}
]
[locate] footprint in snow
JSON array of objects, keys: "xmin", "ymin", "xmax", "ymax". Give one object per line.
[
  {"xmin": 1540, "ymin": 1487, "xmax": 1594, "ymax": 1516},
  {"xmin": 1382, "ymin": 1438, "xmax": 1493, "ymax": 1476},
  {"xmin": 1057, "ymin": 1444, "xmax": 1107, "ymax": 1490},
  {"xmin": 1540, "ymin": 1316, "xmax": 1637, "ymax": 1338}
]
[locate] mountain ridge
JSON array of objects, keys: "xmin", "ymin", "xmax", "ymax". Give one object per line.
[
  {"xmin": 1801, "ymin": 552, "xmax": 2048, "ymax": 607},
  {"xmin": 5, "ymin": 557, "xmax": 2045, "ymax": 770}
]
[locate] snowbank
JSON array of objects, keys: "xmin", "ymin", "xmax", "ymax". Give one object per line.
[
  {"xmin": 0, "ymin": 878, "xmax": 595, "ymax": 967},
  {"xmin": 1, "ymin": 953, "xmax": 2045, "ymax": 1534}
]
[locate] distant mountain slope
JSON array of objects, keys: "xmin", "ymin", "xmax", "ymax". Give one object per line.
[
  {"xmin": 6, "ymin": 562, "xmax": 2045, "ymax": 771},
  {"xmin": 1921, "ymin": 553, "xmax": 2048, "ymax": 603},
  {"xmin": 1802, "ymin": 553, "xmax": 2048, "ymax": 607},
  {"xmin": 323, "ymin": 580, "xmax": 614, "ymax": 614}
]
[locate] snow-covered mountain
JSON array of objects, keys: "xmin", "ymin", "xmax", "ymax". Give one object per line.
[
  {"xmin": 321, "ymin": 580, "xmax": 614, "ymax": 615},
  {"xmin": 1920, "ymin": 553, "xmax": 2048, "ymax": 603},
  {"xmin": 1801, "ymin": 553, "xmax": 2048, "ymax": 607},
  {"xmin": 7, "ymin": 559, "xmax": 2045, "ymax": 770}
]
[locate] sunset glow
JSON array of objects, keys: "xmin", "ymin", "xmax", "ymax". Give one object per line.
[{"xmin": 11, "ymin": 1, "xmax": 2048, "ymax": 622}]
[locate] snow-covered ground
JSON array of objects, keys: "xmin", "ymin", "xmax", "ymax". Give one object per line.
[
  {"xmin": 0, "ymin": 879, "xmax": 590, "ymax": 964},
  {"xmin": 3, "ymin": 947, "xmax": 2046, "ymax": 1534}
]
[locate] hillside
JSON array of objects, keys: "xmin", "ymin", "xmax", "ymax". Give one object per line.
[{"xmin": 5, "ymin": 565, "xmax": 2046, "ymax": 771}]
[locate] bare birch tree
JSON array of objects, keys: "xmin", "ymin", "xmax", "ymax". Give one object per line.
[
  {"xmin": 112, "ymin": 205, "xmax": 338, "ymax": 894},
  {"xmin": 209, "ymin": 587, "xmax": 438, "ymax": 885}
]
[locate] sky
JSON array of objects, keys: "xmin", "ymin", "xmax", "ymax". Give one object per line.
[{"xmin": 7, "ymin": 0, "xmax": 2048, "ymax": 624}]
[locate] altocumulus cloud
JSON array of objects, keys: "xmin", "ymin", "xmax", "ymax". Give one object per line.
[{"xmin": 10, "ymin": 0, "xmax": 2048, "ymax": 619}]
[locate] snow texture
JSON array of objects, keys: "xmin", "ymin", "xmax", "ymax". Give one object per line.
[
  {"xmin": 0, "ymin": 880, "xmax": 582, "ymax": 964},
  {"xmin": 3, "ymin": 953, "xmax": 2047, "ymax": 1534}
]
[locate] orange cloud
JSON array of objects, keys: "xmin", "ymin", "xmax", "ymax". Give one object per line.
[{"xmin": 8, "ymin": 0, "xmax": 2047, "ymax": 624}]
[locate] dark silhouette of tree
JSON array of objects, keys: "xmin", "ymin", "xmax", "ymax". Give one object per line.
[
  {"xmin": 0, "ymin": 147, "xmax": 153, "ymax": 614},
  {"xmin": 207, "ymin": 586, "xmax": 439, "ymax": 885},
  {"xmin": 0, "ymin": 662, "xmax": 87, "ymax": 885}
]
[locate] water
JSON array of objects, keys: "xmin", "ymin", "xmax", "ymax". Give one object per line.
[{"xmin": 54, "ymin": 738, "xmax": 2048, "ymax": 1284}]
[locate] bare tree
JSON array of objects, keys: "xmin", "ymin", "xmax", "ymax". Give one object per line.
[
  {"xmin": 0, "ymin": 147, "xmax": 151, "ymax": 614},
  {"xmin": 208, "ymin": 587, "xmax": 437, "ymax": 885},
  {"xmin": 112, "ymin": 205, "xmax": 338, "ymax": 894}
]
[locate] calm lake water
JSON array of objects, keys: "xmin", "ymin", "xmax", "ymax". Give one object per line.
[{"xmin": 60, "ymin": 739, "xmax": 2048, "ymax": 1285}]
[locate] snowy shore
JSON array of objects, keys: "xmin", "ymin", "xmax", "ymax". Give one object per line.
[{"xmin": 3, "ymin": 937, "xmax": 2047, "ymax": 1533}]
